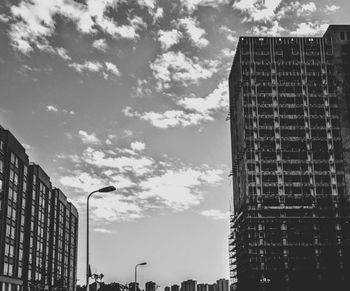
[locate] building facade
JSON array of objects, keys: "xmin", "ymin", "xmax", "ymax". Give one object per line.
[
  {"xmin": 170, "ymin": 284, "xmax": 179, "ymax": 291},
  {"xmin": 229, "ymin": 25, "xmax": 350, "ymax": 291},
  {"xmin": 180, "ymin": 280, "xmax": 196, "ymax": 291},
  {"xmin": 215, "ymin": 279, "xmax": 228, "ymax": 291},
  {"xmin": 0, "ymin": 128, "xmax": 29, "ymax": 291},
  {"xmin": 0, "ymin": 126, "xmax": 78, "ymax": 291},
  {"xmin": 145, "ymin": 281, "xmax": 156, "ymax": 291}
]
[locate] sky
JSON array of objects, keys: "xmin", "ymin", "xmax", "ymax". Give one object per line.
[{"xmin": 0, "ymin": 0, "xmax": 349, "ymax": 288}]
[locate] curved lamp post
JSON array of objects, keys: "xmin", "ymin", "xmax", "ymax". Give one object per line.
[
  {"xmin": 135, "ymin": 262, "xmax": 147, "ymax": 291},
  {"xmin": 86, "ymin": 186, "xmax": 116, "ymax": 291}
]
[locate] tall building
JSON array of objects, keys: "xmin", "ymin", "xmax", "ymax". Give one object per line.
[
  {"xmin": 180, "ymin": 280, "xmax": 197, "ymax": 291},
  {"xmin": 215, "ymin": 279, "xmax": 228, "ymax": 291},
  {"xmin": 228, "ymin": 25, "xmax": 350, "ymax": 291},
  {"xmin": 0, "ymin": 126, "xmax": 78, "ymax": 291},
  {"xmin": 145, "ymin": 281, "xmax": 156, "ymax": 291},
  {"xmin": 0, "ymin": 128, "xmax": 29, "ymax": 291},
  {"xmin": 197, "ymin": 284, "xmax": 208, "ymax": 291},
  {"xmin": 170, "ymin": 284, "xmax": 179, "ymax": 291}
]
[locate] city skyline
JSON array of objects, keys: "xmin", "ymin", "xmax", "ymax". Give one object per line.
[{"xmin": 0, "ymin": 0, "xmax": 350, "ymax": 288}]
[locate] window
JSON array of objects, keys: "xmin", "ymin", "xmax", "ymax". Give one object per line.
[
  {"xmin": 347, "ymin": 32, "xmax": 350, "ymax": 40},
  {"xmin": 340, "ymin": 31, "xmax": 345, "ymax": 40}
]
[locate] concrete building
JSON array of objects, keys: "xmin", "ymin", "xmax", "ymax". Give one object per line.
[
  {"xmin": 170, "ymin": 284, "xmax": 179, "ymax": 291},
  {"xmin": 228, "ymin": 25, "xmax": 350, "ymax": 291},
  {"xmin": 164, "ymin": 286, "xmax": 170, "ymax": 291},
  {"xmin": 215, "ymin": 279, "xmax": 228, "ymax": 291},
  {"xmin": 180, "ymin": 280, "xmax": 197, "ymax": 291},
  {"xmin": 197, "ymin": 284, "xmax": 208, "ymax": 291},
  {"xmin": 145, "ymin": 281, "xmax": 156, "ymax": 291},
  {"xmin": 0, "ymin": 127, "xmax": 29, "ymax": 291},
  {"xmin": 0, "ymin": 126, "xmax": 78, "ymax": 291}
]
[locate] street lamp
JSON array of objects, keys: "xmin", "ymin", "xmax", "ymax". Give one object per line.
[
  {"xmin": 86, "ymin": 186, "xmax": 116, "ymax": 291},
  {"xmin": 135, "ymin": 262, "xmax": 147, "ymax": 291},
  {"xmin": 259, "ymin": 275, "xmax": 271, "ymax": 291}
]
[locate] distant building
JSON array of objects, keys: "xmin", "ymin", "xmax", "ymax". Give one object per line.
[
  {"xmin": 146, "ymin": 281, "xmax": 156, "ymax": 291},
  {"xmin": 207, "ymin": 284, "xmax": 215, "ymax": 291},
  {"xmin": 129, "ymin": 282, "xmax": 140, "ymax": 291},
  {"xmin": 229, "ymin": 25, "xmax": 350, "ymax": 290},
  {"xmin": 180, "ymin": 280, "xmax": 197, "ymax": 291},
  {"xmin": 0, "ymin": 126, "xmax": 79, "ymax": 291},
  {"xmin": 164, "ymin": 286, "xmax": 170, "ymax": 291},
  {"xmin": 197, "ymin": 283, "xmax": 209, "ymax": 291},
  {"xmin": 170, "ymin": 284, "xmax": 179, "ymax": 291},
  {"xmin": 215, "ymin": 279, "xmax": 228, "ymax": 291}
]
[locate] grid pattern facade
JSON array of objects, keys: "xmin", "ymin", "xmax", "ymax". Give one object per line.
[
  {"xmin": 0, "ymin": 129, "xmax": 29, "ymax": 291},
  {"xmin": 229, "ymin": 25, "xmax": 350, "ymax": 291},
  {"xmin": 0, "ymin": 126, "xmax": 78, "ymax": 291}
]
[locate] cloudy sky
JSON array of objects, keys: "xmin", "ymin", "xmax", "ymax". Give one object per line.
[{"xmin": 0, "ymin": 0, "xmax": 349, "ymax": 288}]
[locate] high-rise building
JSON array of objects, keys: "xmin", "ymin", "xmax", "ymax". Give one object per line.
[
  {"xmin": 228, "ymin": 25, "xmax": 350, "ymax": 291},
  {"xmin": 170, "ymin": 284, "xmax": 179, "ymax": 291},
  {"xmin": 197, "ymin": 283, "xmax": 208, "ymax": 291},
  {"xmin": 0, "ymin": 127, "xmax": 29, "ymax": 291},
  {"xmin": 215, "ymin": 279, "xmax": 228, "ymax": 291},
  {"xmin": 0, "ymin": 126, "xmax": 78, "ymax": 291},
  {"xmin": 180, "ymin": 280, "xmax": 197, "ymax": 291},
  {"xmin": 145, "ymin": 281, "xmax": 156, "ymax": 291}
]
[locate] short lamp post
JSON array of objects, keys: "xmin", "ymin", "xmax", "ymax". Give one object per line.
[
  {"xmin": 260, "ymin": 275, "xmax": 271, "ymax": 291},
  {"xmin": 86, "ymin": 186, "xmax": 116, "ymax": 291},
  {"xmin": 135, "ymin": 262, "xmax": 147, "ymax": 291}
]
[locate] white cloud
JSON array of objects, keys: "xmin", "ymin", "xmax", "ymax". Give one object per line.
[
  {"xmin": 232, "ymin": 0, "xmax": 283, "ymax": 23},
  {"xmin": 0, "ymin": 14, "xmax": 10, "ymax": 23},
  {"xmin": 219, "ymin": 26, "xmax": 238, "ymax": 43},
  {"xmin": 139, "ymin": 168, "xmax": 221, "ymax": 211},
  {"xmin": 105, "ymin": 61, "xmax": 121, "ymax": 77},
  {"xmin": 158, "ymin": 29, "xmax": 183, "ymax": 50},
  {"xmin": 200, "ymin": 209, "xmax": 229, "ymax": 220},
  {"xmin": 93, "ymin": 39, "xmax": 109, "ymax": 52},
  {"xmin": 130, "ymin": 141, "xmax": 146, "ymax": 151},
  {"xmin": 296, "ymin": 2, "xmax": 316, "ymax": 16},
  {"xmin": 179, "ymin": 0, "xmax": 229, "ymax": 13},
  {"xmin": 150, "ymin": 51, "xmax": 216, "ymax": 90},
  {"xmin": 177, "ymin": 80, "xmax": 228, "ymax": 115},
  {"xmin": 124, "ymin": 79, "xmax": 228, "ymax": 128},
  {"xmin": 178, "ymin": 17, "xmax": 209, "ymax": 48},
  {"xmin": 78, "ymin": 130, "xmax": 101, "ymax": 145},
  {"xmin": 69, "ymin": 61, "xmax": 103, "ymax": 73},
  {"xmin": 82, "ymin": 147, "xmax": 153, "ymax": 174},
  {"xmin": 250, "ymin": 20, "xmax": 286, "ymax": 36},
  {"xmin": 60, "ymin": 172, "xmax": 104, "ymax": 193},
  {"xmin": 290, "ymin": 22, "xmax": 328, "ymax": 36},
  {"xmin": 124, "ymin": 108, "xmax": 213, "ymax": 129},
  {"xmin": 69, "ymin": 60, "xmax": 121, "ymax": 79},
  {"xmin": 8, "ymin": 0, "xmax": 146, "ymax": 55},
  {"xmin": 93, "ymin": 228, "xmax": 115, "ymax": 234},
  {"xmin": 47, "ymin": 105, "xmax": 59, "ymax": 112},
  {"xmin": 325, "ymin": 4, "xmax": 340, "ymax": 12}
]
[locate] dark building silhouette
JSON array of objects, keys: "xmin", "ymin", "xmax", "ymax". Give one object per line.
[
  {"xmin": 145, "ymin": 281, "xmax": 156, "ymax": 291},
  {"xmin": 197, "ymin": 284, "xmax": 208, "ymax": 291},
  {"xmin": 170, "ymin": 284, "xmax": 179, "ymax": 291},
  {"xmin": 180, "ymin": 280, "xmax": 196, "ymax": 291},
  {"xmin": 0, "ymin": 126, "xmax": 78, "ymax": 291},
  {"xmin": 229, "ymin": 25, "xmax": 350, "ymax": 291}
]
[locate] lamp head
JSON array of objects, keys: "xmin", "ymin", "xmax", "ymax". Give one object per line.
[
  {"xmin": 98, "ymin": 186, "xmax": 116, "ymax": 192},
  {"xmin": 139, "ymin": 262, "xmax": 147, "ymax": 266}
]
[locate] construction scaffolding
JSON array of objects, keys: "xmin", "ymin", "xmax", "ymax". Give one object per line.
[{"xmin": 228, "ymin": 26, "xmax": 350, "ymax": 291}]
